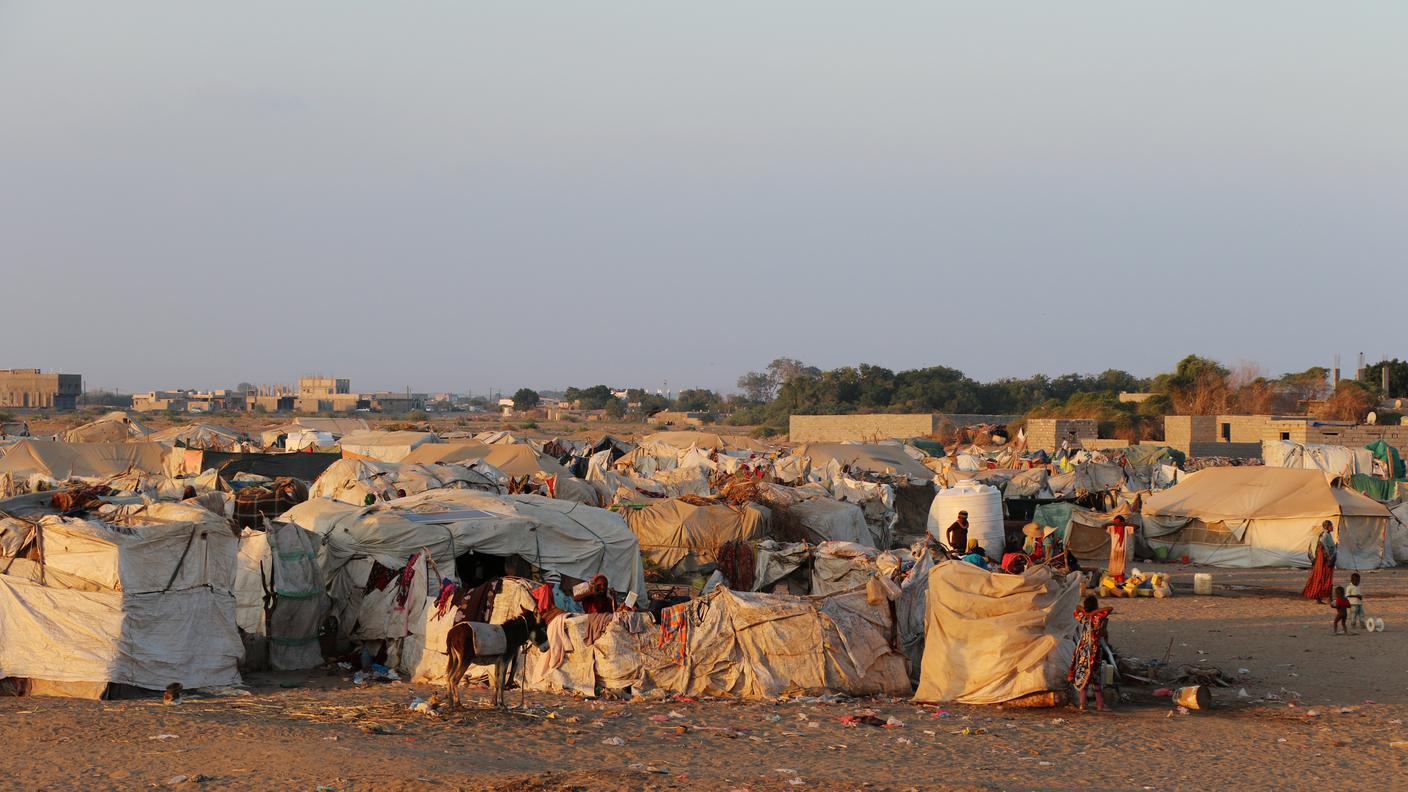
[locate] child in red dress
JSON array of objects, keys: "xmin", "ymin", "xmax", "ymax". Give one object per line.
[{"xmin": 1331, "ymin": 585, "xmax": 1350, "ymax": 635}]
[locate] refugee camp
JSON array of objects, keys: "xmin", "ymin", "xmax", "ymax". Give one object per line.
[{"xmin": 5, "ymin": 4, "xmax": 1405, "ymax": 790}]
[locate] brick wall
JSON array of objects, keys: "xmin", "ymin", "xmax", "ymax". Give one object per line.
[
  {"xmin": 1025, "ymin": 419, "xmax": 1098, "ymax": 452},
  {"xmin": 788, "ymin": 414, "xmax": 939, "ymax": 443}
]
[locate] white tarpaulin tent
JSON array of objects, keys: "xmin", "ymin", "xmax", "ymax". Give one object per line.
[
  {"xmin": 1262, "ymin": 440, "xmax": 1372, "ymax": 483},
  {"xmin": 280, "ymin": 489, "xmax": 647, "ymax": 597},
  {"xmin": 0, "ymin": 439, "xmax": 170, "ymax": 494},
  {"xmin": 914, "ymin": 560, "xmax": 1080, "ymax": 704},
  {"xmin": 1141, "ymin": 467, "xmax": 1392, "ymax": 569},
  {"xmin": 0, "ymin": 502, "xmax": 243, "ymax": 697},
  {"xmin": 308, "ymin": 458, "xmax": 502, "ymax": 505}
]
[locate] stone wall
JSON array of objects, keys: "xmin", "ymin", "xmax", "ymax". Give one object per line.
[
  {"xmin": 789, "ymin": 414, "xmax": 940, "ymax": 443},
  {"xmin": 1025, "ymin": 418, "xmax": 1098, "ymax": 452}
]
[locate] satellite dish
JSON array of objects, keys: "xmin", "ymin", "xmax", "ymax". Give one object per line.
[{"xmin": 1367, "ymin": 411, "xmax": 1377, "ymax": 425}]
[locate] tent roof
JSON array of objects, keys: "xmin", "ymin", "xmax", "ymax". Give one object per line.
[
  {"xmin": 290, "ymin": 417, "xmax": 370, "ymax": 435},
  {"xmin": 0, "ymin": 439, "xmax": 169, "ymax": 480},
  {"xmin": 795, "ymin": 443, "xmax": 935, "ymax": 480},
  {"xmin": 1142, "ymin": 467, "xmax": 1390, "ymax": 521},
  {"xmin": 62, "ymin": 411, "xmax": 152, "ymax": 443},
  {"xmin": 400, "ymin": 440, "xmax": 491, "ymax": 466},
  {"xmin": 280, "ymin": 488, "xmax": 645, "ymax": 594},
  {"xmin": 338, "ymin": 430, "xmax": 439, "ymax": 447},
  {"xmin": 482, "ymin": 444, "xmax": 570, "ymax": 478}
]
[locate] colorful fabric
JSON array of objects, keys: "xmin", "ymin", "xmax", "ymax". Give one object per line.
[
  {"xmin": 658, "ymin": 602, "xmax": 690, "ymax": 664},
  {"xmin": 1302, "ymin": 545, "xmax": 1335, "ymax": 601},
  {"xmin": 1068, "ymin": 606, "xmax": 1112, "ymax": 689},
  {"xmin": 433, "ymin": 579, "xmax": 457, "ymax": 619},
  {"xmin": 531, "ymin": 583, "xmax": 554, "ymax": 615},
  {"xmin": 393, "ymin": 551, "xmax": 421, "ymax": 609},
  {"xmin": 717, "ymin": 539, "xmax": 755, "ymax": 591}
]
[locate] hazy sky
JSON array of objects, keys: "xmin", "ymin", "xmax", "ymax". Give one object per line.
[{"xmin": 2, "ymin": 2, "xmax": 1404, "ymax": 395}]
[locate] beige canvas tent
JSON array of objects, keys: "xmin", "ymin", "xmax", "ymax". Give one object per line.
[
  {"xmin": 640, "ymin": 431, "xmax": 770, "ymax": 453},
  {"xmin": 399, "ymin": 440, "xmax": 491, "ymax": 466},
  {"xmin": 0, "ymin": 502, "xmax": 243, "ymax": 697},
  {"xmin": 308, "ymin": 458, "xmax": 502, "ymax": 505},
  {"xmin": 62, "ymin": 411, "xmax": 152, "ymax": 443},
  {"xmin": 1141, "ymin": 467, "xmax": 1392, "ymax": 569},
  {"xmin": 338, "ymin": 430, "xmax": 440, "ymax": 463},
  {"xmin": 148, "ymin": 422, "xmax": 247, "ymax": 452},
  {"xmin": 914, "ymin": 560, "xmax": 1080, "ymax": 704},
  {"xmin": 0, "ymin": 439, "xmax": 169, "ymax": 493},
  {"xmin": 482, "ymin": 444, "xmax": 571, "ymax": 479},
  {"xmin": 623, "ymin": 498, "xmax": 769, "ymax": 574}
]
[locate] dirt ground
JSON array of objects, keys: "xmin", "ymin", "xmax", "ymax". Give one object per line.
[{"xmin": 3, "ymin": 566, "xmax": 1407, "ymax": 791}]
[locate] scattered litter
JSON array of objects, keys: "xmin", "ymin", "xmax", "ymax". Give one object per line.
[
  {"xmin": 1306, "ymin": 710, "xmax": 1320, "ymax": 718},
  {"xmin": 627, "ymin": 763, "xmax": 669, "ymax": 774},
  {"xmin": 1238, "ymin": 668, "xmax": 1250, "ymax": 675},
  {"xmin": 601, "ymin": 737, "xmax": 626, "ymax": 746},
  {"xmin": 885, "ymin": 716, "xmax": 904, "ymax": 728},
  {"xmin": 1237, "ymin": 689, "xmax": 1250, "ymax": 699},
  {"xmin": 896, "ymin": 737, "xmax": 912, "ymax": 745},
  {"xmin": 148, "ymin": 734, "xmax": 180, "ymax": 741}
]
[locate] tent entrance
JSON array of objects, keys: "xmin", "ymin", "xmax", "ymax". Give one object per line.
[{"xmin": 453, "ymin": 551, "xmax": 531, "ymax": 589}]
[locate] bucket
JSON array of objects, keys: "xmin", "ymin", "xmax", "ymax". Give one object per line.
[
  {"xmin": 1193, "ymin": 573, "xmax": 1213, "ymax": 596},
  {"xmin": 1174, "ymin": 685, "xmax": 1210, "ymax": 710}
]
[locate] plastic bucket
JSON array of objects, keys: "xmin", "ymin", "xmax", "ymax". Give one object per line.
[
  {"xmin": 1193, "ymin": 573, "xmax": 1213, "ymax": 596},
  {"xmin": 1175, "ymin": 685, "xmax": 1210, "ymax": 710}
]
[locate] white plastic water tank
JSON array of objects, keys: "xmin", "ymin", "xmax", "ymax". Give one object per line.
[{"xmin": 927, "ymin": 481, "xmax": 1004, "ymax": 560}]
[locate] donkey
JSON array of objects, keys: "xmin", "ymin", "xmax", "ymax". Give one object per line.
[{"xmin": 444, "ymin": 613, "xmax": 547, "ymax": 709}]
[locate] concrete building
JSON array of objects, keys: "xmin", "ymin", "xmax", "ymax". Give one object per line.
[
  {"xmin": 1024, "ymin": 418, "xmax": 1099, "ymax": 452},
  {"xmin": 1164, "ymin": 414, "xmax": 1408, "ymax": 459},
  {"xmin": 132, "ymin": 389, "xmax": 248, "ymax": 413},
  {"xmin": 650, "ymin": 410, "xmax": 711, "ymax": 427},
  {"xmin": 368, "ymin": 392, "xmax": 427, "ymax": 415},
  {"xmin": 295, "ymin": 376, "xmax": 361, "ymax": 413},
  {"xmin": 0, "ymin": 369, "xmax": 82, "ymax": 411}
]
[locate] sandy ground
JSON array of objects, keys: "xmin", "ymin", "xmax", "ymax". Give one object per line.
[{"xmin": 3, "ymin": 565, "xmax": 1408, "ymax": 791}]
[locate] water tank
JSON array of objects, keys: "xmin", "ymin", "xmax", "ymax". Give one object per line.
[{"xmin": 927, "ymin": 481, "xmax": 1004, "ymax": 560}]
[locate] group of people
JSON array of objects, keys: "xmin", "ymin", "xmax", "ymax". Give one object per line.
[{"xmin": 1303, "ymin": 520, "xmax": 1376, "ymax": 634}]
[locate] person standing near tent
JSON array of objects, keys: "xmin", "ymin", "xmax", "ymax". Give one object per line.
[
  {"xmin": 1069, "ymin": 595, "xmax": 1112, "ymax": 711},
  {"xmin": 946, "ymin": 511, "xmax": 969, "ymax": 555},
  {"xmin": 1104, "ymin": 515, "xmax": 1135, "ymax": 582},
  {"xmin": 1302, "ymin": 521, "xmax": 1337, "ymax": 604}
]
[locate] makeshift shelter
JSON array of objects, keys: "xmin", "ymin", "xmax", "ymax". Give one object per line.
[
  {"xmin": 280, "ymin": 488, "xmax": 646, "ymax": 604},
  {"xmin": 1031, "ymin": 503, "xmax": 1142, "ymax": 567},
  {"xmin": 1141, "ymin": 467, "xmax": 1393, "ymax": 569},
  {"xmin": 234, "ymin": 520, "xmax": 329, "ymax": 670},
  {"xmin": 482, "ymin": 444, "xmax": 572, "ymax": 480},
  {"xmin": 913, "ymin": 561, "xmax": 1080, "ymax": 704},
  {"xmin": 1366, "ymin": 439, "xmax": 1406, "ymax": 479},
  {"xmin": 1262, "ymin": 440, "xmax": 1371, "ymax": 483},
  {"xmin": 622, "ymin": 498, "xmax": 769, "ymax": 575},
  {"xmin": 0, "ymin": 502, "xmax": 243, "ymax": 697},
  {"xmin": 796, "ymin": 443, "xmax": 936, "ymax": 481},
  {"xmin": 640, "ymin": 431, "xmax": 770, "ymax": 454},
  {"xmin": 752, "ymin": 540, "xmax": 885, "ymax": 596},
  {"xmin": 308, "ymin": 458, "xmax": 501, "ymax": 505},
  {"xmin": 412, "ymin": 586, "xmax": 909, "ymax": 700},
  {"xmin": 62, "ymin": 411, "xmax": 151, "ymax": 444},
  {"xmin": 0, "ymin": 439, "xmax": 169, "ymax": 494},
  {"xmin": 148, "ymin": 422, "xmax": 247, "ymax": 452},
  {"xmin": 338, "ymin": 430, "xmax": 441, "ymax": 463}
]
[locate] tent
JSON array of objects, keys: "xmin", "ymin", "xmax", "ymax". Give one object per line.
[
  {"xmin": 1141, "ymin": 467, "xmax": 1392, "ymax": 569},
  {"xmin": 622, "ymin": 498, "xmax": 769, "ymax": 574},
  {"xmin": 0, "ymin": 502, "xmax": 243, "ymax": 697},
  {"xmin": 399, "ymin": 440, "xmax": 491, "ymax": 466},
  {"xmin": 148, "ymin": 423, "xmax": 247, "ymax": 452},
  {"xmin": 338, "ymin": 430, "xmax": 441, "ymax": 463},
  {"xmin": 280, "ymin": 488, "xmax": 646, "ymax": 598},
  {"xmin": 62, "ymin": 411, "xmax": 151, "ymax": 443},
  {"xmin": 234, "ymin": 521, "xmax": 329, "ymax": 670},
  {"xmin": 1366, "ymin": 439, "xmax": 1406, "ymax": 479},
  {"xmin": 1262, "ymin": 440, "xmax": 1371, "ymax": 483},
  {"xmin": 913, "ymin": 561, "xmax": 1080, "ymax": 704},
  {"xmin": 482, "ymin": 444, "xmax": 572, "ymax": 479},
  {"xmin": 308, "ymin": 458, "xmax": 501, "ymax": 505},
  {"xmin": 0, "ymin": 439, "xmax": 169, "ymax": 491},
  {"xmin": 795, "ymin": 443, "xmax": 935, "ymax": 481}
]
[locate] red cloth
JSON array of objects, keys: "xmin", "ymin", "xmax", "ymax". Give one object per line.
[
  {"xmin": 531, "ymin": 583, "xmax": 554, "ymax": 615},
  {"xmin": 1333, "ymin": 596, "xmax": 1351, "ymax": 609},
  {"xmin": 1302, "ymin": 547, "xmax": 1335, "ymax": 600}
]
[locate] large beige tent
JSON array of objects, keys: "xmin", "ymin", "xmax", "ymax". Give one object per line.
[
  {"xmin": 1141, "ymin": 467, "xmax": 1392, "ymax": 569},
  {"xmin": 400, "ymin": 440, "xmax": 491, "ymax": 466},
  {"xmin": 0, "ymin": 502, "xmax": 243, "ymax": 697},
  {"xmin": 0, "ymin": 439, "xmax": 169, "ymax": 492},
  {"xmin": 623, "ymin": 498, "xmax": 769, "ymax": 574},
  {"xmin": 796, "ymin": 443, "xmax": 935, "ymax": 481},
  {"xmin": 148, "ymin": 422, "xmax": 247, "ymax": 452},
  {"xmin": 338, "ymin": 430, "xmax": 440, "ymax": 463},
  {"xmin": 482, "ymin": 444, "xmax": 572, "ymax": 479},
  {"xmin": 640, "ymin": 431, "xmax": 770, "ymax": 453},
  {"xmin": 914, "ymin": 561, "xmax": 1080, "ymax": 704},
  {"xmin": 308, "ymin": 458, "xmax": 501, "ymax": 505},
  {"xmin": 62, "ymin": 411, "xmax": 152, "ymax": 444}
]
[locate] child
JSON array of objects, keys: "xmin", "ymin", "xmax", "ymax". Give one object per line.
[
  {"xmin": 1068, "ymin": 595, "xmax": 1113, "ymax": 711},
  {"xmin": 1346, "ymin": 573, "xmax": 1365, "ymax": 630},
  {"xmin": 1331, "ymin": 585, "xmax": 1350, "ymax": 635}
]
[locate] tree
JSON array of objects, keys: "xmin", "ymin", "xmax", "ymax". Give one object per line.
[
  {"xmin": 236, "ymin": 382, "xmax": 255, "ymax": 393},
  {"xmin": 512, "ymin": 388, "xmax": 540, "ymax": 411},
  {"xmin": 1279, "ymin": 367, "xmax": 1331, "ymax": 408},
  {"xmin": 605, "ymin": 397, "xmax": 627, "ymax": 419},
  {"xmin": 1318, "ymin": 380, "xmax": 1376, "ymax": 422},
  {"xmin": 766, "ymin": 357, "xmax": 819, "ymax": 389},
  {"xmin": 1363, "ymin": 359, "xmax": 1408, "ymax": 398},
  {"xmin": 736, "ymin": 371, "xmax": 775, "ymax": 403},
  {"xmin": 565, "ymin": 385, "xmax": 615, "ymax": 410},
  {"xmin": 676, "ymin": 388, "xmax": 721, "ymax": 412}
]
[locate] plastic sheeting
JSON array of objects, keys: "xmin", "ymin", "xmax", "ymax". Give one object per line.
[
  {"xmin": 623, "ymin": 499, "xmax": 768, "ymax": 574},
  {"xmin": 914, "ymin": 561, "xmax": 1080, "ymax": 704}
]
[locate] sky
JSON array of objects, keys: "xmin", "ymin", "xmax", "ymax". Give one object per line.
[{"xmin": 2, "ymin": 2, "xmax": 1404, "ymax": 396}]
